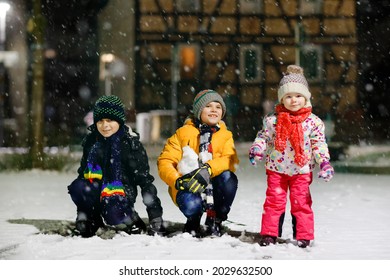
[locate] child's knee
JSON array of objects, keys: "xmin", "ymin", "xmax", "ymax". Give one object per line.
[
  {"xmin": 101, "ymin": 196, "xmax": 136, "ymax": 226},
  {"xmin": 176, "ymin": 191, "xmax": 203, "ymax": 218},
  {"xmin": 68, "ymin": 178, "xmax": 85, "ymax": 196},
  {"xmin": 213, "ymin": 171, "xmax": 238, "ymax": 190},
  {"xmin": 68, "ymin": 178, "xmax": 100, "ymax": 205}
]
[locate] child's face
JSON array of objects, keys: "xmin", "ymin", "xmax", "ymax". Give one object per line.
[
  {"xmin": 281, "ymin": 92, "xmax": 306, "ymax": 111},
  {"xmin": 96, "ymin": 118, "xmax": 120, "ymax": 138},
  {"xmin": 200, "ymin": 101, "xmax": 223, "ymax": 126}
]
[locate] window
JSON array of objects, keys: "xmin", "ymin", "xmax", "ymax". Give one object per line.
[
  {"xmin": 299, "ymin": 0, "xmax": 322, "ymax": 14},
  {"xmin": 239, "ymin": 45, "xmax": 262, "ymax": 83},
  {"xmin": 299, "ymin": 44, "xmax": 323, "ymax": 81},
  {"xmin": 178, "ymin": 44, "xmax": 200, "ymax": 79},
  {"xmin": 176, "ymin": 0, "xmax": 200, "ymax": 12},
  {"xmin": 239, "ymin": 0, "xmax": 262, "ymax": 14}
]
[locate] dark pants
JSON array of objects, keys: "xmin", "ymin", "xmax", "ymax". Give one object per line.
[
  {"xmin": 68, "ymin": 178, "xmax": 138, "ymax": 226},
  {"xmin": 176, "ymin": 171, "xmax": 238, "ymax": 221}
]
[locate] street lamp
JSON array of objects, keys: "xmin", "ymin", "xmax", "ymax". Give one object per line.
[
  {"xmin": 100, "ymin": 53, "xmax": 115, "ymax": 96},
  {"xmin": 0, "ymin": 1, "xmax": 10, "ymax": 146},
  {"xmin": 0, "ymin": 2, "xmax": 10, "ymax": 47}
]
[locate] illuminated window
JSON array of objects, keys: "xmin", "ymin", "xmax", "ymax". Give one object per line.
[
  {"xmin": 239, "ymin": 45, "xmax": 262, "ymax": 83},
  {"xmin": 178, "ymin": 44, "xmax": 199, "ymax": 79}
]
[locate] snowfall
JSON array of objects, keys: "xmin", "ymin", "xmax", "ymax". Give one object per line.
[{"xmin": 0, "ymin": 143, "xmax": 389, "ymax": 280}]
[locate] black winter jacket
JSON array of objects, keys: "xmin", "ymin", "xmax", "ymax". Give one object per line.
[{"xmin": 77, "ymin": 125, "xmax": 163, "ymax": 221}]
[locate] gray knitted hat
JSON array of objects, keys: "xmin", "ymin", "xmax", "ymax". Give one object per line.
[
  {"xmin": 192, "ymin": 89, "xmax": 226, "ymax": 120},
  {"xmin": 93, "ymin": 95, "xmax": 126, "ymax": 125}
]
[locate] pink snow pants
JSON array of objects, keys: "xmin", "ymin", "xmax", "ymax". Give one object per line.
[{"xmin": 260, "ymin": 170, "xmax": 314, "ymax": 240}]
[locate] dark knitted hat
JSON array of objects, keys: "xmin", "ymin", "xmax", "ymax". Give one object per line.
[
  {"xmin": 192, "ymin": 89, "xmax": 226, "ymax": 120},
  {"xmin": 93, "ymin": 95, "xmax": 126, "ymax": 125}
]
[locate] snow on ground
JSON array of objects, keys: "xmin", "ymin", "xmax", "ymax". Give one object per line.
[{"xmin": 0, "ymin": 143, "xmax": 390, "ymax": 278}]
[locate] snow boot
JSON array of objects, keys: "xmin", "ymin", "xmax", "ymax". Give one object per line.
[
  {"xmin": 148, "ymin": 217, "xmax": 167, "ymax": 236},
  {"xmin": 297, "ymin": 239, "xmax": 310, "ymax": 248},
  {"xmin": 183, "ymin": 216, "xmax": 202, "ymax": 237},
  {"xmin": 124, "ymin": 217, "xmax": 147, "ymax": 235},
  {"xmin": 259, "ymin": 235, "xmax": 277, "ymax": 246},
  {"xmin": 75, "ymin": 211, "xmax": 103, "ymax": 238},
  {"xmin": 205, "ymin": 216, "xmax": 222, "ymax": 237}
]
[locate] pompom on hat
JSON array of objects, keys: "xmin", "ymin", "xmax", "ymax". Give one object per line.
[
  {"xmin": 277, "ymin": 65, "xmax": 312, "ymax": 108},
  {"xmin": 93, "ymin": 95, "xmax": 126, "ymax": 125},
  {"xmin": 192, "ymin": 89, "xmax": 226, "ymax": 120}
]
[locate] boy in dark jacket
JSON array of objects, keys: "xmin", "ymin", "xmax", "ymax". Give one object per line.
[{"xmin": 68, "ymin": 95, "xmax": 165, "ymax": 237}]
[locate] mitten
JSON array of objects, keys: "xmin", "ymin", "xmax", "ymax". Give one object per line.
[
  {"xmin": 249, "ymin": 144, "xmax": 264, "ymax": 165},
  {"xmin": 318, "ymin": 162, "xmax": 334, "ymax": 182},
  {"xmin": 175, "ymin": 165, "xmax": 211, "ymax": 194}
]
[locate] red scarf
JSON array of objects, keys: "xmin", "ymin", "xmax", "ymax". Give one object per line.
[{"xmin": 274, "ymin": 104, "xmax": 312, "ymax": 167}]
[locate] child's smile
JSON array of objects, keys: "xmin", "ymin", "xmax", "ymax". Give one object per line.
[
  {"xmin": 96, "ymin": 118, "xmax": 120, "ymax": 138},
  {"xmin": 200, "ymin": 101, "xmax": 223, "ymax": 126}
]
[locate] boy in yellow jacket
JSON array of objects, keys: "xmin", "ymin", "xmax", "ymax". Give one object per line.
[{"xmin": 158, "ymin": 89, "xmax": 239, "ymax": 237}]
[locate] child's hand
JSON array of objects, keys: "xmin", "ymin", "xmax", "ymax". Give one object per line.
[
  {"xmin": 249, "ymin": 144, "xmax": 263, "ymax": 166},
  {"xmin": 318, "ymin": 162, "xmax": 334, "ymax": 182},
  {"xmin": 175, "ymin": 165, "xmax": 211, "ymax": 193}
]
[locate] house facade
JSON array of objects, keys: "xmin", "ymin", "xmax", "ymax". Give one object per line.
[
  {"xmin": 131, "ymin": 0, "xmax": 357, "ymax": 141},
  {"xmin": 3, "ymin": 0, "xmax": 361, "ymax": 147}
]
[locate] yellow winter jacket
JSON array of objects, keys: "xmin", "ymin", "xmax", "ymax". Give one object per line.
[{"xmin": 157, "ymin": 118, "xmax": 239, "ymax": 205}]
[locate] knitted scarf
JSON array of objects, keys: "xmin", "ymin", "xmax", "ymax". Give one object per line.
[
  {"xmin": 84, "ymin": 127, "xmax": 125, "ymax": 200},
  {"xmin": 198, "ymin": 122, "xmax": 220, "ymax": 218},
  {"xmin": 275, "ymin": 104, "xmax": 312, "ymax": 167},
  {"xmin": 198, "ymin": 123, "xmax": 220, "ymax": 164}
]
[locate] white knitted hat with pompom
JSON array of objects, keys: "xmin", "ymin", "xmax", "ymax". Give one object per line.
[{"xmin": 277, "ymin": 65, "xmax": 312, "ymax": 108}]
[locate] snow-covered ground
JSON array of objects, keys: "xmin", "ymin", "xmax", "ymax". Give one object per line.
[{"xmin": 1, "ymin": 143, "xmax": 390, "ymax": 279}]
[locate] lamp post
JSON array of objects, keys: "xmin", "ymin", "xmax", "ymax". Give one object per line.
[
  {"xmin": 0, "ymin": 2, "xmax": 9, "ymax": 44},
  {"xmin": 0, "ymin": 1, "xmax": 10, "ymax": 146},
  {"xmin": 100, "ymin": 53, "xmax": 115, "ymax": 96}
]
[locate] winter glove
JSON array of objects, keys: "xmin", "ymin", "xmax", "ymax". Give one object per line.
[
  {"xmin": 249, "ymin": 144, "xmax": 264, "ymax": 165},
  {"xmin": 175, "ymin": 165, "xmax": 211, "ymax": 194},
  {"xmin": 318, "ymin": 162, "xmax": 334, "ymax": 182}
]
